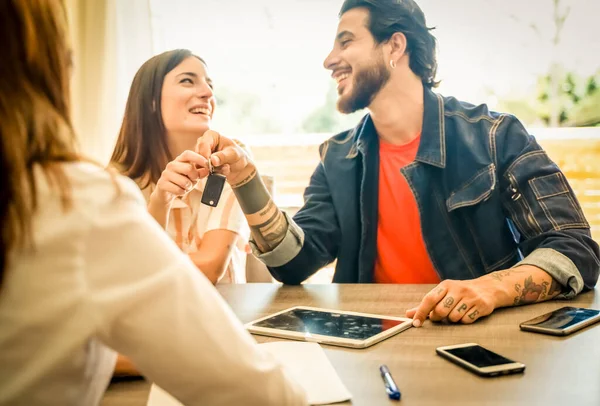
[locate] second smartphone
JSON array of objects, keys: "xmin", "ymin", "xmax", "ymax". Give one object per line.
[
  {"xmin": 436, "ymin": 343, "xmax": 525, "ymax": 377},
  {"xmin": 519, "ymin": 306, "xmax": 600, "ymax": 336}
]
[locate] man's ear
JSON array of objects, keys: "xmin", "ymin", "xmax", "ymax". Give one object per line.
[{"xmin": 388, "ymin": 32, "xmax": 408, "ymax": 60}]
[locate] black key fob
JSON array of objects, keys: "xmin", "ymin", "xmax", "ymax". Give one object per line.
[{"xmin": 201, "ymin": 173, "xmax": 226, "ymax": 207}]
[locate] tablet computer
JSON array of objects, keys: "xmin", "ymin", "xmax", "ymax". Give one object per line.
[{"xmin": 245, "ymin": 306, "xmax": 413, "ymax": 349}]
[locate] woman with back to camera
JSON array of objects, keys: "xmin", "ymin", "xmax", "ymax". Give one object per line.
[
  {"xmin": 110, "ymin": 49, "xmax": 249, "ymax": 285},
  {"xmin": 0, "ymin": 1, "xmax": 306, "ymax": 405}
]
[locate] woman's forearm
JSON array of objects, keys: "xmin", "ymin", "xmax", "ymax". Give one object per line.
[
  {"xmin": 187, "ymin": 229, "xmax": 238, "ymax": 284},
  {"xmin": 188, "ymin": 254, "xmax": 226, "ymax": 284},
  {"xmin": 147, "ymin": 191, "xmax": 170, "ymax": 228}
]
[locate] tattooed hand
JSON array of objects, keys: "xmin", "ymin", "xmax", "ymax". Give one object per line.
[
  {"xmin": 406, "ymin": 265, "xmax": 564, "ymax": 327},
  {"xmin": 195, "ymin": 130, "xmax": 288, "ymax": 253},
  {"xmin": 406, "ymin": 278, "xmax": 501, "ymax": 327},
  {"xmin": 195, "ymin": 130, "xmax": 256, "ymax": 186}
]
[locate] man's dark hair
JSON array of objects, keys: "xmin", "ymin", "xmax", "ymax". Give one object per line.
[{"xmin": 340, "ymin": 0, "xmax": 439, "ymax": 88}]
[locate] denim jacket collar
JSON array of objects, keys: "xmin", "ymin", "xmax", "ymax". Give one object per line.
[
  {"xmin": 353, "ymin": 87, "xmax": 447, "ymax": 169},
  {"xmin": 417, "ymin": 88, "xmax": 446, "ymax": 168},
  {"xmin": 354, "ymin": 114, "xmax": 375, "ymax": 156}
]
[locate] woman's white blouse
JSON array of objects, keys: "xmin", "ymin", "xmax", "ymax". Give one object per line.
[{"xmin": 0, "ymin": 163, "xmax": 306, "ymax": 406}]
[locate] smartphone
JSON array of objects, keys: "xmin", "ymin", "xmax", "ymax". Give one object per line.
[
  {"xmin": 436, "ymin": 343, "xmax": 525, "ymax": 377},
  {"xmin": 519, "ymin": 306, "xmax": 600, "ymax": 336}
]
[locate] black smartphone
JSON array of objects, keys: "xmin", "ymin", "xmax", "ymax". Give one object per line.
[
  {"xmin": 519, "ymin": 306, "xmax": 600, "ymax": 336},
  {"xmin": 436, "ymin": 343, "xmax": 526, "ymax": 377}
]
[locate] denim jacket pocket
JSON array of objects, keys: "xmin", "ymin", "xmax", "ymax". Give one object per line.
[
  {"xmin": 529, "ymin": 172, "xmax": 589, "ymax": 230},
  {"xmin": 446, "ymin": 164, "xmax": 496, "ymax": 212}
]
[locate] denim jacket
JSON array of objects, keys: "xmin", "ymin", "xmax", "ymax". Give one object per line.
[{"xmin": 252, "ymin": 88, "xmax": 600, "ymax": 296}]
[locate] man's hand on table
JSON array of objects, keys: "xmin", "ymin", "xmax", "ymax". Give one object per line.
[
  {"xmin": 406, "ymin": 277, "xmax": 503, "ymax": 326},
  {"xmin": 406, "ymin": 265, "xmax": 562, "ymax": 326}
]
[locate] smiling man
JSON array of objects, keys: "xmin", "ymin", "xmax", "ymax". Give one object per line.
[{"xmin": 196, "ymin": 0, "xmax": 599, "ymax": 326}]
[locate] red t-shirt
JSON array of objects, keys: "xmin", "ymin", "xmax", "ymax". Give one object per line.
[{"xmin": 374, "ymin": 135, "xmax": 440, "ymax": 284}]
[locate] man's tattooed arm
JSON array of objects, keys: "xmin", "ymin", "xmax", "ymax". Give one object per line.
[
  {"xmin": 231, "ymin": 169, "xmax": 288, "ymax": 253},
  {"xmin": 488, "ymin": 268, "xmax": 524, "ymax": 282},
  {"xmin": 513, "ymin": 275, "xmax": 563, "ymax": 306},
  {"xmin": 487, "ymin": 265, "xmax": 564, "ymax": 308}
]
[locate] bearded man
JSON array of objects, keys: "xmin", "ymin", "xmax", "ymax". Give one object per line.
[{"xmin": 195, "ymin": 0, "xmax": 599, "ymax": 327}]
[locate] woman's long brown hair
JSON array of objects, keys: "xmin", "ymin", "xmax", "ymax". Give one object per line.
[
  {"xmin": 0, "ymin": 0, "xmax": 79, "ymax": 286},
  {"xmin": 110, "ymin": 49, "xmax": 206, "ymax": 189}
]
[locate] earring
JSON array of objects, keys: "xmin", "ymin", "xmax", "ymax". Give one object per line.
[{"xmin": 389, "ymin": 60, "xmax": 396, "ymax": 69}]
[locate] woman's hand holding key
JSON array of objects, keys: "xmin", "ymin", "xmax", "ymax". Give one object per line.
[
  {"xmin": 195, "ymin": 130, "xmax": 255, "ymax": 187},
  {"xmin": 150, "ymin": 150, "xmax": 208, "ymax": 206}
]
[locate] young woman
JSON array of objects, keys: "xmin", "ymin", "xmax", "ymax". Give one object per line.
[
  {"xmin": 110, "ymin": 50, "xmax": 249, "ymax": 284},
  {"xmin": 0, "ymin": 1, "xmax": 305, "ymax": 405}
]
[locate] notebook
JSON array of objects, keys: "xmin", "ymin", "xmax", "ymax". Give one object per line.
[{"xmin": 146, "ymin": 341, "xmax": 351, "ymax": 405}]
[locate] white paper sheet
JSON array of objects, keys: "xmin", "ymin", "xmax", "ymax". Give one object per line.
[
  {"xmin": 146, "ymin": 341, "xmax": 351, "ymax": 405},
  {"xmin": 147, "ymin": 385, "xmax": 179, "ymax": 405},
  {"xmin": 260, "ymin": 341, "xmax": 352, "ymax": 405}
]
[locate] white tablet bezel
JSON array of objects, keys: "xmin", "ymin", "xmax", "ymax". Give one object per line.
[{"xmin": 245, "ymin": 306, "xmax": 413, "ymax": 349}]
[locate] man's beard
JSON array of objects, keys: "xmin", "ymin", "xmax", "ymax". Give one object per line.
[{"xmin": 337, "ymin": 58, "xmax": 390, "ymax": 114}]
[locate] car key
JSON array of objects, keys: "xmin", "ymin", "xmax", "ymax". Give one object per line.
[{"xmin": 201, "ymin": 156, "xmax": 226, "ymax": 207}]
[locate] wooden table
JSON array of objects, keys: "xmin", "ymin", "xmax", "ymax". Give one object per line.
[{"xmin": 102, "ymin": 284, "xmax": 600, "ymax": 406}]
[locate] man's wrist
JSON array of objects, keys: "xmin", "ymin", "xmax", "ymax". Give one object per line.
[
  {"xmin": 231, "ymin": 168, "xmax": 271, "ymax": 215},
  {"xmin": 229, "ymin": 164, "xmax": 257, "ymax": 188},
  {"xmin": 477, "ymin": 273, "xmax": 515, "ymax": 309}
]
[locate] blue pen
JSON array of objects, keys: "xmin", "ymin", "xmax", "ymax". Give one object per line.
[{"xmin": 380, "ymin": 364, "xmax": 401, "ymax": 401}]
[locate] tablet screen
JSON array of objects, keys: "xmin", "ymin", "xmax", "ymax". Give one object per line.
[{"xmin": 252, "ymin": 308, "xmax": 404, "ymax": 340}]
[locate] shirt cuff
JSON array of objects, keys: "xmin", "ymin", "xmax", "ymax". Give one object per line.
[
  {"xmin": 513, "ymin": 248, "xmax": 584, "ymax": 298},
  {"xmin": 249, "ymin": 212, "xmax": 304, "ymax": 267}
]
